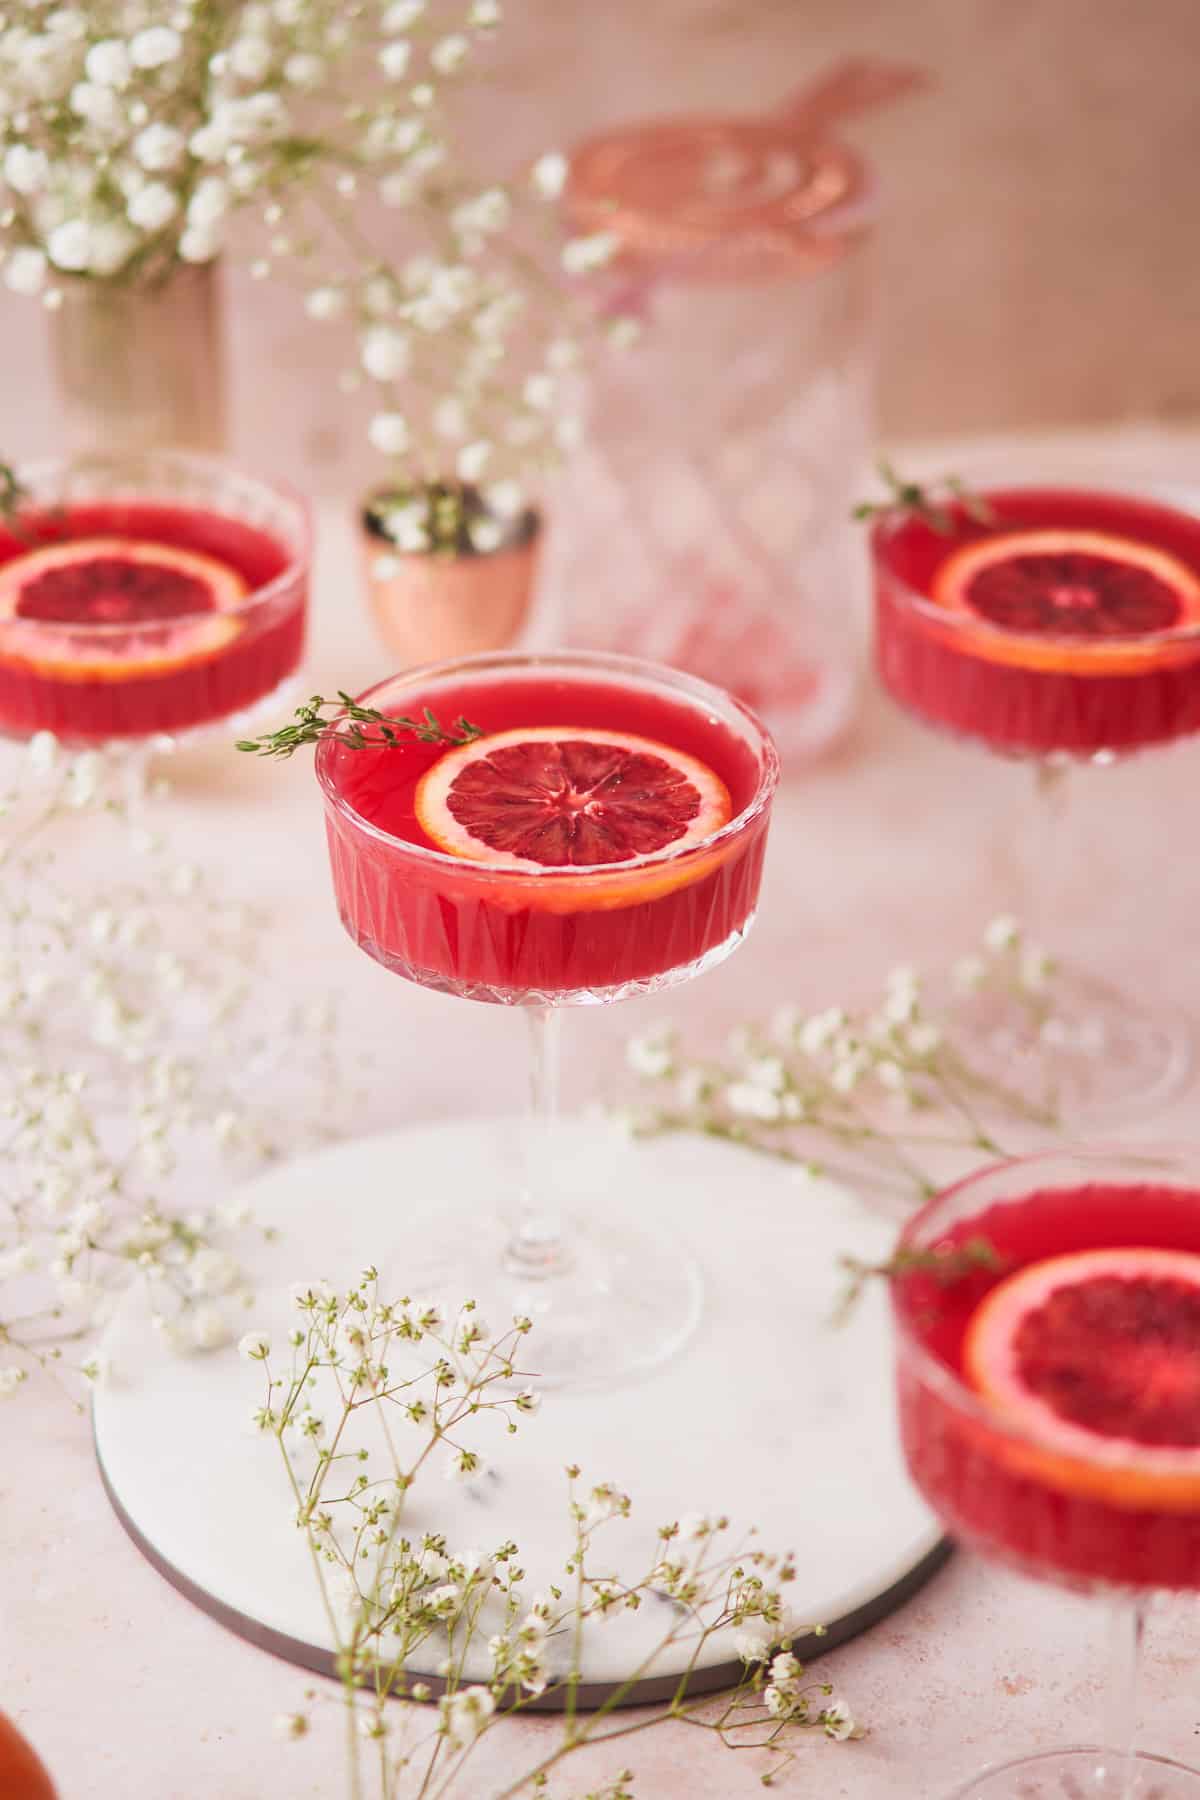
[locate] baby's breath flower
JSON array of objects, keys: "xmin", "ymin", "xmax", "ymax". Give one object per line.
[
  {"xmin": 273, "ymin": 1711, "xmax": 309, "ymax": 1741},
  {"xmin": 823, "ymin": 1697, "xmax": 858, "ymax": 1740},
  {"xmin": 128, "ymin": 182, "xmax": 179, "ymax": 232},
  {"xmin": 378, "ymin": 39, "xmax": 411, "ymax": 79},
  {"xmin": 430, "ymin": 33, "xmax": 469, "ymax": 73},
  {"xmin": 531, "ymin": 150, "xmax": 567, "ymax": 198},
  {"xmin": 735, "ymin": 1625, "xmax": 772, "ymax": 1663},
  {"xmin": 360, "ymin": 325, "xmax": 410, "ymax": 381},
  {"xmin": 4, "ymin": 246, "xmax": 47, "ymax": 294},
  {"xmin": 383, "ymin": 0, "xmax": 425, "ymax": 28},
  {"xmin": 726, "ymin": 1080, "xmax": 783, "ymax": 1122},
  {"xmin": 304, "ymin": 285, "xmax": 344, "ymax": 320},
  {"xmin": 439, "ymin": 1685, "xmax": 495, "ymax": 1751},
  {"xmin": 626, "ymin": 1026, "xmax": 675, "ymax": 1080},
  {"xmin": 984, "ymin": 914, "xmax": 1020, "ymax": 953},
  {"xmin": 561, "ymin": 232, "xmax": 617, "ymax": 275},
  {"xmin": 368, "ymin": 412, "xmax": 411, "ymax": 456},
  {"xmin": 953, "ymin": 953, "xmax": 986, "ymax": 993}
]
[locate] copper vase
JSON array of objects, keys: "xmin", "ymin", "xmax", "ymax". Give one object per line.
[{"xmin": 359, "ymin": 495, "xmax": 541, "ymax": 667}]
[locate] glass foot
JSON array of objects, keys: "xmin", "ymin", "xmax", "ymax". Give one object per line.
[
  {"xmin": 949, "ymin": 961, "xmax": 1192, "ymax": 1125},
  {"xmin": 949, "ymin": 1746, "xmax": 1200, "ymax": 1797},
  {"xmin": 388, "ymin": 1198, "xmax": 705, "ymax": 1392}
]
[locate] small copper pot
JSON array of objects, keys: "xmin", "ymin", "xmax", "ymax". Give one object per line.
[{"xmin": 359, "ymin": 489, "xmax": 541, "ymax": 667}]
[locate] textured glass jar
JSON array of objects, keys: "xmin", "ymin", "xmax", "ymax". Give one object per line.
[{"xmin": 551, "ymin": 115, "xmax": 876, "ymax": 764}]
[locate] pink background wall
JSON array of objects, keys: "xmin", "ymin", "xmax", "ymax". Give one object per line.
[{"xmin": 2, "ymin": 0, "xmax": 1198, "ymax": 474}]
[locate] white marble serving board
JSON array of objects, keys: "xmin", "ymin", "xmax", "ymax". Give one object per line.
[{"xmin": 93, "ymin": 1118, "xmax": 945, "ymax": 1703}]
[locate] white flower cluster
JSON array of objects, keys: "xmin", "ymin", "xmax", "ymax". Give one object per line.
[
  {"xmin": 258, "ymin": 1279, "xmax": 859, "ymax": 1790},
  {"xmin": 0, "ymin": 0, "xmax": 627, "ymax": 512},
  {"xmin": 622, "ymin": 918, "xmax": 1063, "ymax": 1200},
  {"xmin": 0, "ymin": 736, "xmax": 351, "ymax": 1383}
]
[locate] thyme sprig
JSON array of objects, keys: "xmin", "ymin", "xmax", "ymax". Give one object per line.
[
  {"xmin": 237, "ymin": 694, "xmax": 485, "ymax": 759},
  {"xmin": 853, "ymin": 459, "xmax": 997, "ymax": 535},
  {"xmin": 834, "ymin": 1237, "xmax": 1003, "ymax": 1325},
  {"xmin": 0, "ymin": 458, "xmax": 25, "ymax": 523}
]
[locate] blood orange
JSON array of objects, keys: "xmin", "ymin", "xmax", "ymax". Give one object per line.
[
  {"xmin": 963, "ymin": 1246, "xmax": 1200, "ymax": 1509},
  {"xmin": 0, "ymin": 537, "xmax": 247, "ymax": 681},
  {"xmin": 0, "ymin": 1713, "xmax": 57, "ymax": 1800},
  {"xmin": 931, "ymin": 528, "xmax": 1200, "ymax": 673},
  {"xmin": 414, "ymin": 726, "xmax": 732, "ymax": 872}
]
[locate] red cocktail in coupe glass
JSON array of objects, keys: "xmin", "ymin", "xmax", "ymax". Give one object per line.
[
  {"xmin": 316, "ymin": 649, "xmax": 778, "ymax": 1383},
  {"xmin": 893, "ymin": 1146, "xmax": 1200, "ymax": 1798},
  {"xmin": 871, "ymin": 467, "xmax": 1200, "ymax": 1117},
  {"xmin": 0, "ymin": 451, "xmax": 309, "ymax": 759}
]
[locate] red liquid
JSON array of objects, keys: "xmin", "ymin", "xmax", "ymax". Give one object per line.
[
  {"xmin": 0, "ymin": 501, "xmax": 305, "ymax": 743},
  {"xmin": 894, "ymin": 1181, "xmax": 1200, "ymax": 1590},
  {"xmin": 874, "ymin": 488, "xmax": 1200, "ymax": 756},
  {"xmin": 319, "ymin": 669, "xmax": 772, "ymax": 1000}
]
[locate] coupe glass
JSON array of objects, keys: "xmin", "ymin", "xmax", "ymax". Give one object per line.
[
  {"xmin": 315, "ymin": 649, "xmax": 779, "ymax": 1387},
  {"xmin": 0, "ymin": 449, "xmax": 310, "ymax": 794},
  {"xmin": 892, "ymin": 1145, "xmax": 1200, "ymax": 1796},
  {"xmin": 871, "ymin": 460, "xmax": 1200, "ymax": 1119}
]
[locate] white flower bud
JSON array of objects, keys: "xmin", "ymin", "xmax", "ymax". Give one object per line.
[
  {"xmin": 3, "ymin": 146, "xmax": 48, "ymax": 196},
  {"xmin": 284, "ymin": 51, "xmax": 324, "ymax": 88},
  {"xmin": 128, "ymin": 182, "xmax": 179, "ymax": 232},
  {"xmin": 304, "ymin": 285, "xmax": 344, "ymax": 320},
  {"xmin": 455, "ymin": 440, "xmax": 491, "ymax": 482},
  {"xmin": 4, "ymin": 246, "xmax": 46, "ymax": 295},
  {"xmin": 984, "ymin": 914, "xmax": 1020, "ymax": 953},
  {"xmin": 360, "ymin": 325, "xmax": 410, "ymax": 381},
  {"xmin": 378, "ymin": 40, "xmax": 411, "ymax": 79},
  {"xmin": 531, "ymin": 152, "xmax": 567, "ymax": 199},
  {"xmin": 130, "ymin": 26, "xmax": 182, "ymax": 68},
  {"xmin": 46, "ymin": 219, "xmax": 91, "ymax": 272},
  {"xmin": 188, "ymin": 176, "xmax": 230, "ymax": 230},
  {"xmin": 430, "ymin": 33, "xmax": 469, "ymax": 73},
  {"xmin": 382, "ymin": 0, "xmax": 424, "ymax": 29},
  {"xmin": 230, "ymin": 35, "xmax": 273, "ymax": 82},
  {"xmin": 133, "ymin": 123, "xmax": 186, "ymax": 172},
  {"xmin": 561, "ymin": 232, "xmax": 617, "ymax": 274},
  {"xmin": 85, "ymin": 39, "xmax": 131, "ymax": 87},
  {"xmin": 368, "ymin": 412, "xmax": 410, "ymax": 456}
]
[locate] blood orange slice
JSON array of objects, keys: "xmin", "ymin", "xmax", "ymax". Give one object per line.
[
  {"xmin": 964, "ymin": 1247, "xmax": 1200, "ymax": 1509},
  {"xmin": 0, "ymin": 537, "xmax": 248, "ymax": 681},
  {"xmin": 415, "ymin": 726, "xmax": 732, "ymax": 872},
  {"xmin": 931, "ymin": 529, "xmax": 1200, "ymax": 673}
]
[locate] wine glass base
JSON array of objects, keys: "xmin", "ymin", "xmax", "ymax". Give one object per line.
[
  {"xmin": 947, "ymin": 961, "xmax": 1192, "ymax": 1125},
  {"xmin": 409, "ymin": 1200, "xmax": 705, "ymax": 1390},
  {"xmin": 949, "ymin": 1745, "xmax": 1200, "ymax": 1796}
]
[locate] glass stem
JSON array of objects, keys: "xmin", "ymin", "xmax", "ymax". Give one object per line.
[
  {"xmin": 1024, "ymin": 757, "xmax": 1072, "ymax": 945},
  {"xmin": 1102, "ymin": 1596, "xmax": 1145, "ymax": 1798},
  {"xmin": 504, "ymin": 1006, "xmax": 567, "ymax": 1280},
  {"xmin": 110, "ymin": 740, "xmax": 153, "ymax": 824}
]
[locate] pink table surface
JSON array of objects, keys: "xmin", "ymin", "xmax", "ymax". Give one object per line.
[{"xmin": 6, "ymin": 429, "xmax": 1200, "ymax": 1799}]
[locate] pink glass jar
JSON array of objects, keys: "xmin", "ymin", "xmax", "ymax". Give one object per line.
[{"xmin": 551, "ymin": 111, "xmax": 877, "ymax": 766}]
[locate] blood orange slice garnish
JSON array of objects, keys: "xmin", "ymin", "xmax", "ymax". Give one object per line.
[
  {"xmin": 0, "ymin": 537, "xmax": 248, "ymax": 681},
  {"xmin": 415, "ymin": 726, "xmax": 732, "ymax": 872},
  {"xmin": 963, "ymin": 1247, "xmax": 1200, "ymax": 1509},
  {"xmin": 930, "ymin": 529, "xmax": 1200, "ymax": 673}
]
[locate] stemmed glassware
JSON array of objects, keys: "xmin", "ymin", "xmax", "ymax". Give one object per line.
[
  {"xmin": 315, "ymin": 648, "xmax": 778, "ymax": 1387},
  {"xmin": 0, "ymin": 449, "xmax": 310, "ymax": 797},
  {"xmin": 892, "ymin": 1145, "xmax": 1200, "ymax": 1796},
  {"xmin": 871, "ymin": 459, "xmax": 1200, "ymax": 1117}
]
